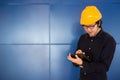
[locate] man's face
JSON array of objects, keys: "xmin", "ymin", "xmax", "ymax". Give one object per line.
[{"xmin": 83, "ymin": 23, "xmax": 100, "ymax": 37}]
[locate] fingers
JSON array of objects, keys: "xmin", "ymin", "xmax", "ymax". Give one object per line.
[
  {"xmin": 67, "ymin": 53, "xmax": 83, "ymax": 65},
  {"xmin": 67, "ymin": 53, "xmax": 72, "ymax": 60},
  {"xmin": 67, "ymin": 53, "xmax": 72, "ymax": 57},
  {"xmin": 67, "ymin": 53, "xmax": 76, "ymax": 62},
  {"xmin": 82, "ymin": 52, "xmax": 85, "ymax": 54},
  {"xmin": 75, "ymin": 49, "xmax": 83, "ymax": 54},
  {"xmin": 73, "ymin": 55, "xmax": 83, "ymax": 65},
  {"xmin": 75, "ymin": 54, "xmax": 78, "ymax": 58},
  {"xmin": 75, "ymin": 55, "xmax": 81, "ymax": 59}
]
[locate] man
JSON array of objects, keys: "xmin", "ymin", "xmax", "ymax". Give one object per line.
[{"xmin": 67, "ymin": 6, "xmax": 116, "ymax": 80}]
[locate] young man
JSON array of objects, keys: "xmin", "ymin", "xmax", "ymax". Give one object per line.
[{"xmin": 67, "ymin": 6, "xmax": 116, "ymax": 80}]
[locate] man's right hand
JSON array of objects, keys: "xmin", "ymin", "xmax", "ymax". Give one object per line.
[{"xmin": 75, "ymin": 50, "xmax": 83, "ymax": 55}]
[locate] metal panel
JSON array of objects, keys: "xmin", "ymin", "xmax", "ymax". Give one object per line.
[
  {"xmin": 50, "ymin": 5, "xmax": 84, "ymax": 44},
  {"xmin": 0, "ymin": 0, "xmax": 49, "ymax": 3},
  {"xmin": 0, "ymin": 5, "xmax": 49, "ymax": 44},
  {"xmin": 98, "ymin": 4, "xmax": 120, "ymax": 44},
  {"xmin": 51, "ymin": 0, "xmax": 120, "ymax": 4},
  {"xmin": 0, "ymin": 45, "xmax": 49, "ymax": 80},
  {"xmin": 50, "ymin": 45, "xmax": 80, "ymax": 80},
  {"xmin": 107, "ymin": 44, "xmax": 120, "ymax": 80}
]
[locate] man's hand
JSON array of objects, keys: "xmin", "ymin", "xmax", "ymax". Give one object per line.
[
  {"xmin": 67, "ymin": 53, "xmax": 83, "ymax": 66},
  {"xmin": 75, "ymin": 49, "xmax": 83, "ymax": 55}
]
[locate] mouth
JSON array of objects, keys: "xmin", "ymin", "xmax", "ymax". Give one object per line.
[
  {"xmin": 88, "ymin": 32, "xmax": 93, "ymax": 34},
  {"xmin": 88, "ymin": 32, "xmax": 94, "ymax": 36}
]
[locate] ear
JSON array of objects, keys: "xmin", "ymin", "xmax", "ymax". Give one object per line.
[
  {"xmin": 97, "ymin": 20, "xmax": 102, "ymax": 27},
  {"xmin": 98, "ymin": 20, "xmax": 101, "ymax": 27}
]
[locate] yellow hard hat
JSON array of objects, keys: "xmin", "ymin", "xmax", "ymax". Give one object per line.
[{"xmin": 80, "ymin": 6, "xmax": 102, "ymax": 25}]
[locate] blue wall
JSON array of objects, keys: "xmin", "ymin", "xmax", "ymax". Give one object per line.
[{"xmin": 0, "ymin": 0, "xmax": 120, "ymax": 80}]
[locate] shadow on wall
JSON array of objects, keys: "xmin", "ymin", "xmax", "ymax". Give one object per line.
[{"xmin": 68, "ymin": 22, "xmax": 84, "ymax": 80}]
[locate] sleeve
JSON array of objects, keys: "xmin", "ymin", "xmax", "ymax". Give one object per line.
[
  {"xmin": 81, "ymin": 37, "xmax": 116, "ymax": 73},
  {"xmin": 72, "ymin": 35, "xmax": 84, "ymax": 67}
]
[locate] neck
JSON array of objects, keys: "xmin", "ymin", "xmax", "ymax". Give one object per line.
[{"xmin": 94, "ymin": 28, "xmax": 101, "ymax": 36}]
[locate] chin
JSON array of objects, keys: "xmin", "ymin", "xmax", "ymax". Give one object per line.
[{"xmin": 89, "ymin": 34, "xmax": 95, "ymax": 37}]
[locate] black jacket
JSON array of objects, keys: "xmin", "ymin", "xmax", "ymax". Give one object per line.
[{"xmin": 76, "ymin": 30, "xmax": 116, "ymax": 80}]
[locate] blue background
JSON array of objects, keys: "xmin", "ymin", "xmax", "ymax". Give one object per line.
[{"xmin": 0, "ymin": 0, "xmax": 120, "ymax": 80}]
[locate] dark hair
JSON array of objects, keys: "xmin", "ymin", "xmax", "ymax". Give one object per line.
[{"xmin": 96, "ymin": 20, "xmax": 102, "ymax": 28}]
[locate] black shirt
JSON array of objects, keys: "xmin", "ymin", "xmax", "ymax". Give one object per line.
[{"xmin": 77, "ymin": 30, "xmax": 116, "ymax": 80}]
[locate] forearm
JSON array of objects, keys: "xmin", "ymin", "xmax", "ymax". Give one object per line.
[{"xmin": 81, "ymin": 61, "xmax": 108, "ymax": 74}]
